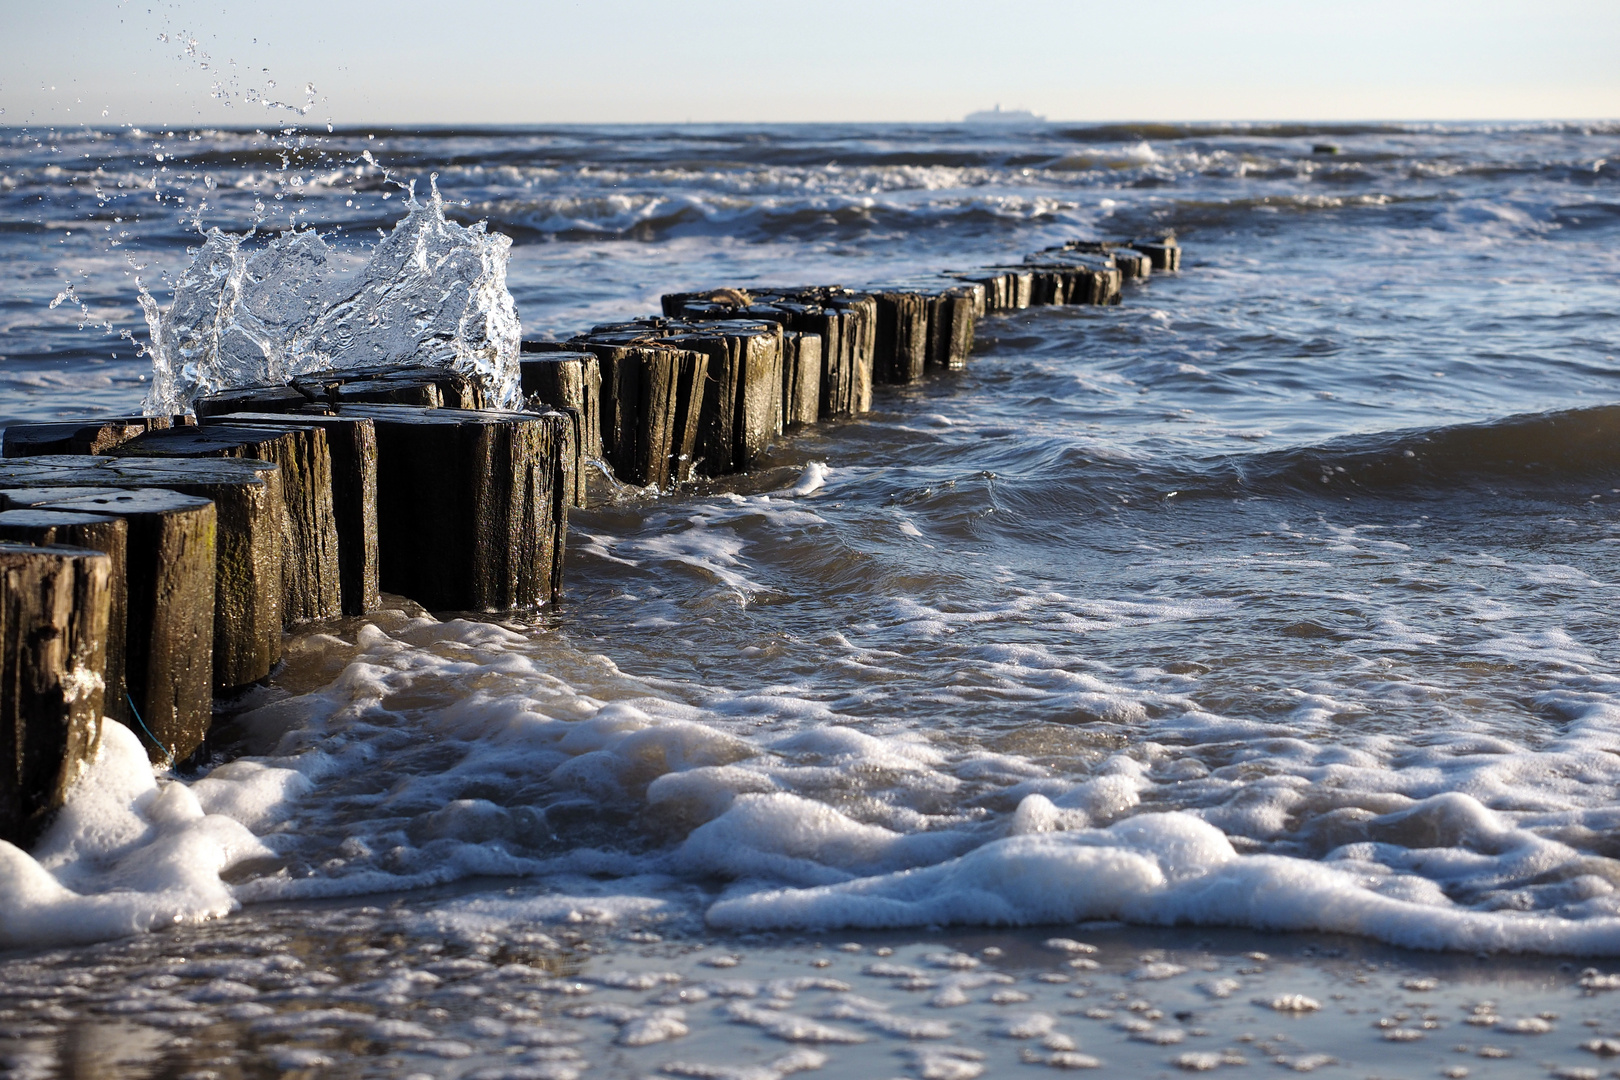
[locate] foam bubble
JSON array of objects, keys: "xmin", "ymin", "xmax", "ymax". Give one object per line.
[{"xmin": 0, "ymin": 722, "xmax": 270, "ymax": 949}]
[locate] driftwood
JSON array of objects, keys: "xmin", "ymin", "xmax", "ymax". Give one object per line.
[
  {"xmin": 1, "ymin": 415, "xmax": 189, "ymax": 458},
  {"xmin": 203, "ymin": 413, "xmax": 380, "ymax": 616},
  {"xmin": 0, "ymin": 541, "xmax": 112, "ymax": 846},
  {"xmin": 0, "ymin": 509, "xmax": 129, "ymax": 730},
  {"xmin": 110, "ymin": 424, "xmax": 342, "ymax": 624},
  {"xmin": 0, "ymin": 457, "xmax": 283, "ymax": 694},
  {"xmin": 332, "ymin": 405, "xmax": 568, "ymax": 612}
]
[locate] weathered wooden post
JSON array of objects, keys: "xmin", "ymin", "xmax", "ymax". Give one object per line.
[
  {"xmin": 1132, "ymin": 234, "xmax": 1181, "ymax": 271},
  {"xmin": 202, "ymin": 413, "xmax": 380, "ymax": 616},
  {"xmin": 1, "ymin": 416, "xmax": 188, "ymax": 458},
  {"xmin": 295, "ymin": 364, "xmax": 486, "ymax": 410},
  {"xmin": 194, "ymin": 385, "xmax": 311, "ymax": 418},
  {"xmin": 0, "ymin": 541, "xmax": 111, "ymax": 846},
  {"xmin": 865, "ymin": 288, "xmax": 930, "ymax": 384},
  {"xmin": 571, "ymin": 333, "xmax": 693, "ymax": 490},
  {"xmin": 519, "ymin": 350, "xmax": 603, "ymax": 458},
  {"xmin": 1056, "ymin": 241, "xmax": 1151, "ymax": 280},
  {"xmin": 331, "ymin": 405, "xmax": 568, "ymax": 612},
  {"xmin": 662, "ymin": 320, "xmax": 784, "ymax": 476},
  {"xmin": 109, "ymin": 424, "xmax": 342, "ymax": 624},
  {"xmin": 971, "ymin": 268, "xmax": 1035, "ymax": 311},
  {"xmin": 0, "ymin": 509, "xmax": 129, "ymax": 728},
  {"xmin": 0, "ymin": 490, "xmax": 214, "ymax": 765},
  {"xmin": 887, "ymin": 280, "xmax": 980, "ymax": 371},
  {"xmin": 1020, "ymin": 255, "xmax": 1123, "ymax": 306},
  {"xmin": 519, "ymin": 349, "xmax": 603, "ymax": 504},
  {"xmin": 781, "ymin": 331, "xmax": 823, "ymax": 427},
  {"xmin": 0, "ymin": 457, "xmax": 283, "ymax": 694}
]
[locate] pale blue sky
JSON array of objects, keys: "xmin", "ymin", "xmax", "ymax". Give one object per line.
[{"xmin": 3, "ymin": 0, "xmax": 1617, "ymax": 126}]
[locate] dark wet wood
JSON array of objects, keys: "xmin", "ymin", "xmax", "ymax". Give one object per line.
[
  {"xmin": 293, "ymin": 365, "xmax": 486, "ymax": 411},
  {"xmin": 782, "ymin": 332, "xmax": 822, "ymax": 428},
  {"xmin": 519, "ymin": 351, "xmax": 604, "ymax": 459},
  {"xmin": 203, "ymin": 413, "xmax": 380, "ymax": 616},
  {"xmin": 1131, "ymin": 234, "xmax": 1181, "ymax": 271},
  {"xmin": 662, "ymin": 321, "xmax": 783, "ymax": 476},
  {"xmin": 193, "ymin": 386, "xmax": 313, "ymax": 419},
  {"xmin": 518, "ymin": 349, "xmax": 605, "ymax": 505},
  {"xmin": 109, "ymin": 424, "xmax": 342, "ymax": 625},
  {"xmin": 0, "ymin": 510, "xmax": 129, "ymax": 730},
  {"xmin": 661, "ymin": 288, "xmax": 875, "ymax": 418},
  {"xmin": 332, "ymin": 405, "xmax": 568, "ymax": 611},
  {"xmin": 26, "ymin": 491, "xmax": 214, "ymax": 764},
  {"xmin": 1018, "ymin": 256, "xmax": 1123, "ymax": 306},
  {"xmin": 931, "ymin": 285, "xmax": 978, "ymax": 371},
  {"xmin": 965, "ymin": 268, "xmax": 1035, "ymax": 311},
  {"xmin": 944, "ymin": 271, "xmax": 1007, "ymax": 314},
  {"xmin": 564, "ymin": 336, "xmax": 707, "ymax": 490},
  {"xmin": 1108, "ymin": 248, "xmax": 1152, "ymax": 279},
  {"xmin": 2, "ymin": 415, "xmax": 187, "ymax": 458},
  {"xmin": 866, "ymin": 288, "xmax": 930, "ymax": 384},
  {"xmin": 1054, "ymin": 241, "xmax": 1151, "ymax": 280},
  {"xmin": 936, "ymin": 277, "xmax": 989, "ymax": 319},
  {"xmin": 0, "ymin": 457, "xmax": 283, "ymax": 694},
  {"xmin": 887, "ymin": 281, "xmax": 980, "ymax": 372},
  {"xmin": 0, "ymin": 541, "xmax": 112, "ymax": 846}
]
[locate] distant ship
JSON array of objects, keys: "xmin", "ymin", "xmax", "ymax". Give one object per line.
[{"xmin": 963, "ymin": 105, "xmax": 1047, "ymax": 127}]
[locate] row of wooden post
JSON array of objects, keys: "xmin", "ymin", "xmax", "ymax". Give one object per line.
[
  {"xmin": 0, "ymin": 234, "xmax": 1178, "ymax": 846},
  {"xmin": 515, "ymin": 234, "xmax": 1178, "ymax": 489}
]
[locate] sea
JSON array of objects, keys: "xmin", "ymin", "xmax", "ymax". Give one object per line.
[{"xmin": 2, "ymin": 121, "xmax": 1620, "ymax": 1079}]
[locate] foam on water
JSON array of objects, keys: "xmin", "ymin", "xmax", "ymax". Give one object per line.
[
  {"xmin": 140, "ymin": 180, "xmax": 521, "ymax": 414},
  {"xmin": 0, "ymin": 723, "xmax": 271, "ymax": 949},
  {"xmin": 10, "ymin": 529, "xmax": 1620, "ymax": 957}
]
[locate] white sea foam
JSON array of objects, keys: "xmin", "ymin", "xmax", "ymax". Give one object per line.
[
  {"xmin": 10, "ymin": 595, "xmax": 1620, "ymax": 957},
  {"xmin": 10, "ymin": 471, "xmax": 1620, "ymax": 961},
  {"xmin": 0, "ymin": 722, "xmax": 269, "ymax": 949}
]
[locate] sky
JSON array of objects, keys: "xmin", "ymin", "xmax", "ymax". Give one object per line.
[{"xmin": 2, "ymin": 0, "xmax": 1618, "ymax": 127}]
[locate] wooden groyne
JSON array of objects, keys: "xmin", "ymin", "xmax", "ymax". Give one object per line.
[{"xmin": 0, "ymin": 233, "xmax": 1178, "ymax": 843}]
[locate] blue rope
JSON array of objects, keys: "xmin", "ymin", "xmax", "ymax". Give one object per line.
[{"xmin": 126, "ymin": 693, "xmax": 176, "ymax": 770}]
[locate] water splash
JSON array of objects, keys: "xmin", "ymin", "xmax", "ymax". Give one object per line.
[{"xmin": 141, "ymin": 181, "xmax": 522, "ymax": 414}]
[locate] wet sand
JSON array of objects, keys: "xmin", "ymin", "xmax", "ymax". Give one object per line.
[{"xmin": 4, "ymin": 880, "xmax": 1618, "ymax": 1080}]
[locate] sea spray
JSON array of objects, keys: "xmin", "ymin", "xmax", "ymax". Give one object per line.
[{"xmin": 141, "ymin": 180, "xmax": 521, "ymax": 414}]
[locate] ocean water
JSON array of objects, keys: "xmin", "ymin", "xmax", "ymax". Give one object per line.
[{"xmin": 3, "ymin": 121, "xmax": 1620, "ymax": 1078}]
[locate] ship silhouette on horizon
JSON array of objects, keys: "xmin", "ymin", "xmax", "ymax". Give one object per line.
[{"xmin": 963, "ymin": 104, "xmax": 1046, "ymax": 126}]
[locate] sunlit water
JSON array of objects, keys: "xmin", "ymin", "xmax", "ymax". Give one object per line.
[{"xmin": 2, "ymin": 121, "xmax": 1620, "ymax": 1078}]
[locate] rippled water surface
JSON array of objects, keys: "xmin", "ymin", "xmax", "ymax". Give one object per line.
[{"xmin": 2, "ymin": 121, "xmax": 1620, "ymax": 1078}]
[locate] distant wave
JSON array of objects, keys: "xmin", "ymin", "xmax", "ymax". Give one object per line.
[{"xmin": 1201, "ymin": 404, "xmax": 1620, "ymax": 497}]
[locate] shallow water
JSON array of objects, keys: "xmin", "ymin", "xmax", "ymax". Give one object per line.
[{"xmin": 2, "ymin": 120, "xmax": 1620, "ymax": 1076}]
